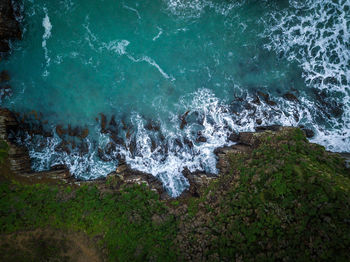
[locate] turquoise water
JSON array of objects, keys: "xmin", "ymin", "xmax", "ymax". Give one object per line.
[{"xmin": 1, "ymin": 0, "xmax": 349, "ymax": 196}]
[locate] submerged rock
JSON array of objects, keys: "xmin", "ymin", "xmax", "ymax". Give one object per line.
[
  {"xmin": 283, "ymin": 92, "xmax": 299, "ymax": 102},
  {"xmin": 0, "ymin": 70, "xmax": 10, "ymax": 82},
  {"xmin": 180, "ymin": 110, "xmax": 190, "ymax": 129}
]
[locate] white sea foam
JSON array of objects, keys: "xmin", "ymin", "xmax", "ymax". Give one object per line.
[
  {"xmin": 153, "ymin": 27, "xmax": 163, "ymax": 41},
  {"xmin": 103, "ymin": 40, "xmax": 130, "ymax": 55},
  {"xmin": 26, "ymin": 130, "xmax": 116, "ymax": 180},
  {"xmin": 164, "ymin": 0, "xmax": 244, "ymax": 18},
  {"xmin": 42, "ymin": 8, "xmax": 52, "ymax": 76},
  {"xmin": 263, "ymin": 0, "xmax": 350, "ymax": 152},
  {"xmin": 123, "ymin": 4, "xmax": 141, "ymax": 19}
]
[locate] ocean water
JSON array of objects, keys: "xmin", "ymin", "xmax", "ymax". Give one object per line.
[{"xmin": 1, "ymin": 0, "xmax": 349, "ymax": 196}]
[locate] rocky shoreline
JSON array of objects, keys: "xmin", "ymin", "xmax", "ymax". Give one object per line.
[
  {"xmin": 0, "ymin": 0, "xmax": 348, "ymax": 199},
  {"xmin": 2, "ymin": 106, "xmax": 349, "ymax": 200}
]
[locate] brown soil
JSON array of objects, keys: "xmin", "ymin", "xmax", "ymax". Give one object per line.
[{"xmin": 0, "ymin": 228, "xmax": 105, "ymax": 262}]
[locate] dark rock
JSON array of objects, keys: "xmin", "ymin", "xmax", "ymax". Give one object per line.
[
  {"xmin": 110, "ymin": 133, "xmax": 124, "ymax": 146},
  {"xmin": 251, "ymin": 96, "xmax": 261, "ymax": 105},
  {"xmin": 196, "ymin": 136, "xmax": 207, "ymax": 143},
  {"xmin": 228, "ymin": 132, "xmax": 239, "ymax": 142},
  {"xmin": 145, "ymin": 120, "xmax": 160, "ymax": 132},
  {"xmin": 257, "ymin": 91, "xmax": 269, "ymax": 102},
  {"xmin": 256, "ymin": 119, "xmax": 262, "ymax": 125},
  {"xmin": 255, "ymin": 125, "xmax": 282, "ymax": 132},
  {"xmin": 108, "ymin": 163, "xmax": 168, "ymax": 199},
  {"xmin": 98, "ymin": 148, "xmax": 110, "ymax": 162},
  {"xmin": 68, "ymin": 125, "xmax": 80, "ymax": 137},
  {"xmin": 78, "ymin": 141, "xmax": 89, "ymax": 155},
  {"xmin": 182, "ymin": 167, "xmax": 216, "ymax": 198},
  {"xmin": 183, "ymin": 138, "xmax": 193, "ymax": 149},
  {"xmin": 55, "ymin": 141, "xmax": 70, "ymax": 154},
  {"xmin": 257, "ymin": 91, "xmax": 277, "ymax": 107},
  {"xmin": 0, "ymin": 0, "xmax": 21, "ymax": 53},
  {"xmin": 180, "ymin": 110, "xmax": 190, "ymax": 130},
  {"xmin": 283, "ymin": 93, "xmax": 299, "ymax": 102},
  {"xmin": 79, "ymin": 128, "xmax": 89, "ymax": 139},
  {"xmin": 109, "ymin": 115, "xmax": 117, "ymax": 127},
  {"xmin": 100, "ymin": 113, "xmax": 107, "ymax": 133},
  {"xmin": 56, "ymin": 125, "xmax": 66, "ymax": 137},
  {"xmin": 301, "ymin": 128, "xmax": 315, "ymax": 138},
  {"xmin": 174, "ymin": 138, "xmax": 183, "ymax": 148},
  {"xmin": 0, "ymin": 70, "xmax": 10, "ymax": 82}
]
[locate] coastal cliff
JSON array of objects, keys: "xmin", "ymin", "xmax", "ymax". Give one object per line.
[
  {"xmin": 0, "ymin": 1, "xmax": 349, "ymax": 261},
  {"xmin": 1, "ymin": 108, "xmax": 350, "ymax": 261}
]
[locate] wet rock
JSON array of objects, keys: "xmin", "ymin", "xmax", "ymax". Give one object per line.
[
  {"xmin": 98, "ymin": 147, "xmax": 110, "ymax": 162},
  {"xmin": 0, "ymin": 109, "xmax": 32, "ymax": 174},
  {"xmin": 0, "ymin": 0, "xmax": 21, "ymax": 53},
  {"xmin": 107, "ymin": 163, "xmax": 168, "ymax": 199},
  {"xmin": 174, "ymin": 138, "xmax": 183, "ymax": 148},
  {"xmin": 100, "ymin": 113, "xmax": 107, "ymax": 133},
  {"xmin": 300, "ymin": 127, "xmax": 315, "ymax": 138},
  {"xmin": 128, "ymin": 137, "xmax": 137, "ymax": 157},
  {"xmin": 79, "ymin": 128, "xmax": 89, "ymax": 139},
  {"xmin": 145, "ymin": 120, "xmax": 160, "ymax": 132},
  {"xmin": 256, "ymin": 119, "xmax": 262, "ymax": 125},
  {"xmin": 196, "ymin": 136, "xmax": 207, "ymax": 143},
  {"xmin": 182, "ymin": 167, "xmax": 216, "ymax": 198},
  {"xmin": 55, "ymin": 125, "xmax": 65, "ymax": 137},
  {"xmin": 0, "ymin": 70, "xmax": 10, "ymax": 82},
  {"xmin": 78, "ymin": 141, "xmax": 89, "ymax": 155},
  {"xmin": 228, "ymin": 132, "xmax": 239, "ymax": 142},
  {"xmin": 105, "ymin": 142, "xmax": 116, "ymax": 156},
  {"xmin": 183, "ymin": 138, "xmax": 193, "ymax": 149},
  {"xmin": 109, "ymin": 115, "xmax": 117, "ymax": 127},
  {"xmin": 110, "ymin": 133, "xmax": 124, "ymax": 146},
  {"xmin": 251, "ymin": 95, "xmax": 261, "ymax": 105},
  {"xmin": 150, "ymin": 138, "xmax": 157, "ymax": 152},
  {"xmin": 180, "ymin": 110, "xmax": 190, "ymax": 130},
  {"xmin": 257, "ymin": 91, "xmax": 269, "ymax": 102},
  {"xmin": 283, "ymin": 93, "xmax": 299, "ymax": 102},
  {"xmin": 56, "ymin": 125, "xmax": 67, "ymax": 138},
  {"xmin": 68, "ymin": 125, "xmax": 80, "ymax": 137},
  {"xmin": 257, "ymin": 91, "xmax": 277, "ymax": 107},
  {"xmin": 55, "ymin": 141, "xmax": 70, "ymax": 154},
  {"xmin": 255, "ymin": 125, "xmax": 282, "ymax": 132},
  {"xmin": 293, "ymin": 112, "xmax": 300, "ymax": 122},
  {"xmin": 266, "ymin": 100, "xmax": 277, "ymax": 106}
]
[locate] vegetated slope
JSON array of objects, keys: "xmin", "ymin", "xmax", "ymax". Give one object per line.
[
  {"xmin": 175, "ymin": 128, "xmax": 350, "ymax": 261},
  {"xmin": 0, "ymin": 128, "xmax": 349, "ymax": 261}
]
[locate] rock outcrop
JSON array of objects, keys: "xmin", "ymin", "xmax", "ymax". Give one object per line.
[
  {"xmin": 0, "ymin": 108, "xmax": 31, "ymax": 174},
  {"xmin": 0, "ymin": 0, "xmax": 21, "ymax": 53}
]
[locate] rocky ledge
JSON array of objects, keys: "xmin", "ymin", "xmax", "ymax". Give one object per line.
[
  {"xmin": 0, "ymin": 108, "xmax": 169, "ymax": 198},
  {"xmin": 1, "ymin": 108, "xmax": 349, "ymax": 199}
]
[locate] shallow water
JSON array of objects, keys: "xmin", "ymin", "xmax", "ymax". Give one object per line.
[{"xmin": 1, "ymin": 0, "xmax": 349, "ymax": 196}]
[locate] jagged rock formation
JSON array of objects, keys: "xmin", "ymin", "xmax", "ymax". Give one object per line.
[
  {"xmin": 0, "ymin": 108, "xmax": 31, "ymax": 174},
  {"xmin": 0, "ymin": 0, "xmax": 21, "ymax": 53}
]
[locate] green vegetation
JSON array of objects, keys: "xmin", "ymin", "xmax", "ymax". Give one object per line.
[
  {"xmin": 0, "ymin": 182, "xmax": 177, "ymax": 261},
  {"xmin": 0, "ymin": 140, "xmax": 8, "ymax": 164},
  {"xmin": 177, "ymin": 129, "xmax": 350, "ymax": 261},
  {"xmin": 1, "ymin": 129, "xmax": 350, "ymax": 261}
]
